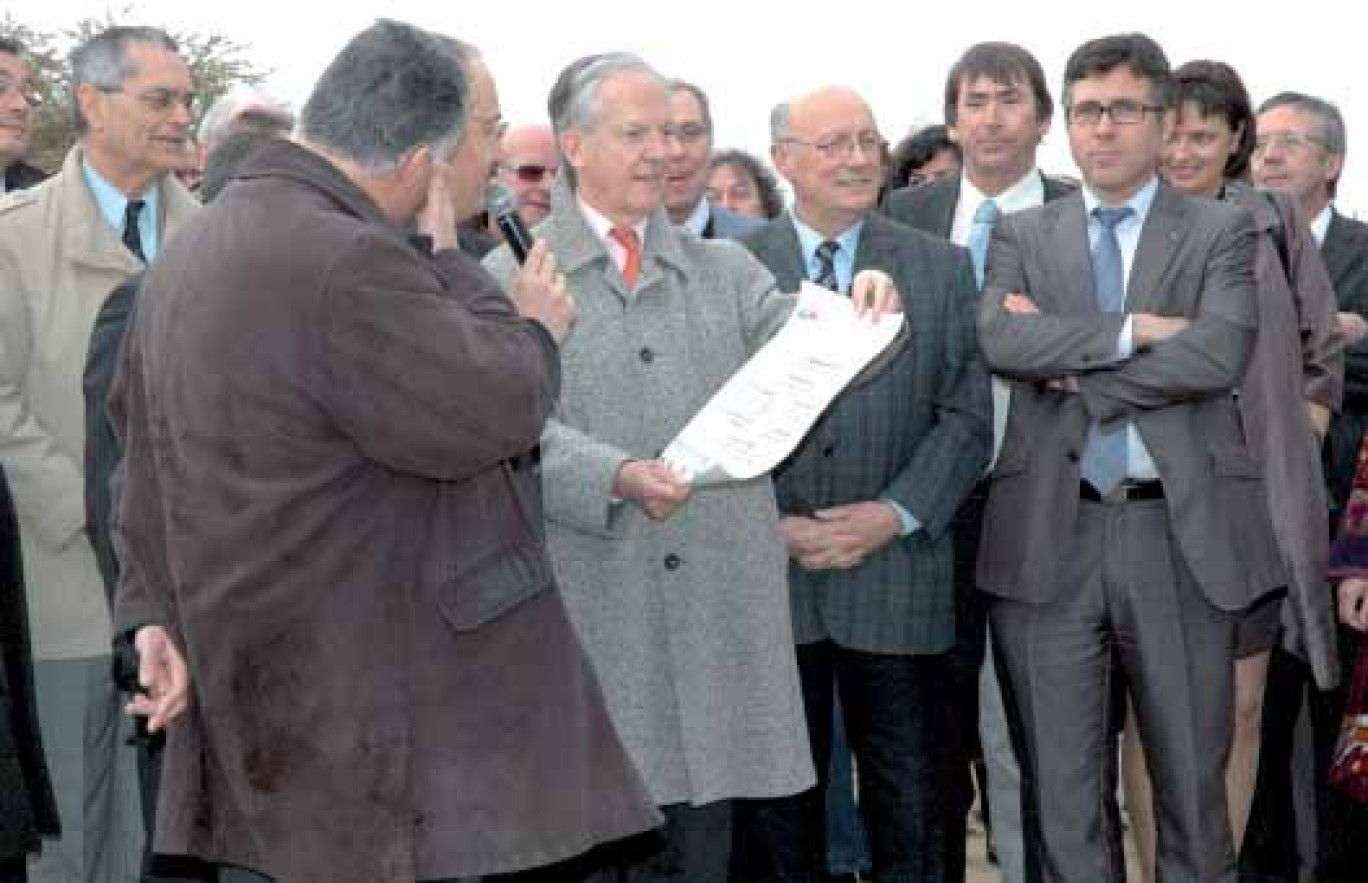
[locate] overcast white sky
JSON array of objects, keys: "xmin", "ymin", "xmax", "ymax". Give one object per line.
[{"xmin": 26, "ymin": 1, "xmax": 1366, "ymax": 213}]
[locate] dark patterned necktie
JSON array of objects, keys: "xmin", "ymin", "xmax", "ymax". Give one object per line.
[
  {"xmin": 123, "ymin": 199, "xmax": 146, "ymax": 263},
  {"xmin": 1079, "ymin": 205, "xmax": 1134, "ymax": 495},
  {"xmin": 813, "ymin": 239, "xmax": 841, "ymax": 291}
]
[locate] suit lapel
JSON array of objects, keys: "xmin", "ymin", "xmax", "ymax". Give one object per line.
[
  {"xmin": 1323, "ymin": 211, "xmax": 1354, "ymax": 304},
  {"xmin": 754, "ymin": 217, "xmax": 809, "ymax": 293},
  {"xmin": 848, "ymin": 214, "xmax": 910, "ymax": 386},
  {"xmin": 1047, "ymin": 195, "xmax": 1097, "ymax": 314},
  {"xmin": 1125, "ymin": 184, "xmax": 1189, "ymax": 314},
  {"xmin": 928, "ymin": 179, "xmax": 958, "ymax": 238}
]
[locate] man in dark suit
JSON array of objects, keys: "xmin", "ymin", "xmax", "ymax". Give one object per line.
[
  {"xmin": 883, "ymin": 42, "xmax": 1072, "ymax": 883},
  {"xmin": 1, "ymin": 467, "xmax": 60, "ymax": 883},
  {"xmin": 664, "ymin": 80, "xmax": 760, "ymax": 239},
  {"xmin": 731, "ymin": 84, "xmax": 992, "ymax": 883},
  {"xmin": 0, "ymin": 37, "xmax": 43, "ymax": 196},
  {"xmin": 1249, "ymin": 90, "xmax": 1368, "ymax": 883},
  {"xmin": 977, "ymin": 34, "xmax": 1280, "ymax": 883}
]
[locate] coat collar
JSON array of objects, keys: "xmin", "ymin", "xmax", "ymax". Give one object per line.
[
  {"xmin": 541, "ymin": 177, "xmax": 692, "ymax": 300},
  {"xmin": 58, "ymin": 145, "xmax": 199, "ymax": 276},
  {"xmin": 232, "ymin": 140, "xmax": 396, "ymax": 231}
]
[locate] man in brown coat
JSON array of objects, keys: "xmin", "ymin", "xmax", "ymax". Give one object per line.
[{"xmin": 109, "ymin": 21, "xmax": 658, "ymax": 883}]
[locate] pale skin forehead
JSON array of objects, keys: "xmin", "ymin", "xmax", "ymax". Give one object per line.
[
  {"xmin": 786, "ymin": 86, "xmax": 876, "ymax": 135},
  {"xmin": 501, "ymin": 123, "xmax": 555, "ymax": 156},
  {"xmin": 593, "ymin": 69, "xmax": 669, "ymax": 125},
  {"xmin": 124, "ymin": 41, "xmax": 193, "ymax": 86}
]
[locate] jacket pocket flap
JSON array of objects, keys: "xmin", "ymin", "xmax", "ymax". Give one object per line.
[{"xmin": 436, "ymin": 543, "xmax": 553, "ymax": 632}]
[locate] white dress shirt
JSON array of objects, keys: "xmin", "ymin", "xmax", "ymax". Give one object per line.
[
  {"xmin": 577, "ymin": 197, "xmax": 649, "ymax": 277},
  {"xmin": 951, "ymin": 170, "xmax": 1046, "ymax": 468},
  {"xmin": 1081, "ymin": 176, "xmax": 1161, "ymax": 482},
  {"xmin": 1311, "ymin": 203, "xmax": 1333, "ymax": 245}
]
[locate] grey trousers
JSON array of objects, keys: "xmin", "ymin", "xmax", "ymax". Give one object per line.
[
  {"xmin": 979, "ymin": 637, "xmax": 1027, "ymax": 883},
  {"xmin": 990, "ymin": 498, "xmax": 1239, "ymax": 883},
  {"xmin": 29, "ymin": 656, "xmax": 143, "ymax": 883}
]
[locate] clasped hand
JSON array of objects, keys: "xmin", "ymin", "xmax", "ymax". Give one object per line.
[{"xmin": 782, "ymin": 501, "xmax": 902, "ymax": 571}]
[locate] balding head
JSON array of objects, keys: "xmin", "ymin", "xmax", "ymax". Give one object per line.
[
  {"xmin": 496, "ymin": 123, "xmax": 558, "ymax": 225},
  {"xmin": 771, "ymin": 86, "xmax": 882, "ymax": 235}
]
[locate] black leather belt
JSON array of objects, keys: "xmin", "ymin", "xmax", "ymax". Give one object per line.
[{"xmin": 1080, "ymin": 480, "xmax": 1164, "ymax": 502}]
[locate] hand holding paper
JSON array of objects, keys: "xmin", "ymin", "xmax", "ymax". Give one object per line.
[
  {"xmin": 614, "ymin": 459, "xmax": 693, "ymax": 521},
  {"xmin": 662, "ymin": 283, "xmax": 906, "ymax": 487}
]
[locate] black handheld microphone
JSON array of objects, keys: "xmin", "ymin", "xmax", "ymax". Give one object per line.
[{"xmin": 485, "ymin": 180, "xmax": 535, "ymax": 264}]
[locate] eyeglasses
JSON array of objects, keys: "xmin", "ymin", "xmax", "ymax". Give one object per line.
[
  {"xmin": 0, "ymin": 75, "xmax": 42, "ymax": 108},
  {"xmin": 664, "ymin": 122, "xmax": 709, "ymax": 145},
  {"xmin": 1252, "ymin": 131, "xmax": 1328, "ymax": 156},
  {"xmin": 1066, "ymin": 100, "xmax": 1164, "ymax": 127},
  {"xmin": 780, "ymin": 131, "xmax": 883, "ymax": 161},
  {"xmin": 502, "ymin": 162, "xmax": 557, "ymax": 183},
  {"xmin": 104, "ymin": 86, "xmax": 199, "ymax": 115}
]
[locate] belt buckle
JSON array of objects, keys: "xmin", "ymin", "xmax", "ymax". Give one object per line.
[{"xmin": 1103, "ymin": 483, "xmax": 1130, "ymax": 503}]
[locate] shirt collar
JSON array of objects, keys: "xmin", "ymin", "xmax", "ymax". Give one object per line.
[
  {"xmin": 1081, "ymin": 175, "xmax": 1159, "ymax": 226},
  {"xmin": 81, "ymin": 159, "xmax": 161, "ymax": 259},
  {"xmin": 679, "ymin": 198, "xmax": 711, "ymax": 236},
  {"xmin": 961, "ymin": 168, "xmax": 1045, "ymax": 216},
  {"xmin": 1311, "ymin": 203, "xmax": 1333, "ymax": 245},
  {"xmin": 576, "ymin": 195, "xmax": 649, "ymax": 249},
  {"xmin": 789, "ymin": 210, "xmax": 864, "ymax": 265}
]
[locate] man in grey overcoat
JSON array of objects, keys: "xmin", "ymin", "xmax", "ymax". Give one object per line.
[{"xmin": 484, "ymin": 54, "xmax": 898, "ymax": 882}]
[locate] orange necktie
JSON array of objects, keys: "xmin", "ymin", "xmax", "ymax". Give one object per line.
[{"xmin": 609, "ymin": 226, "xmax": 641, "ymax": 289}]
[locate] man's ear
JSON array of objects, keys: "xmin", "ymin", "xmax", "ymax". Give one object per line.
[{"xmin": 77, "ymin": 82, "xmax": 106, "ymax": 133}]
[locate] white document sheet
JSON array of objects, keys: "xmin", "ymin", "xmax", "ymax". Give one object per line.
[{"xmin": 662, "ymin": 283, "xmax": 905, "ymax": 487}]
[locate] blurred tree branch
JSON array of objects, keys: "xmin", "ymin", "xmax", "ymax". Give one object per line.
[{"xmin": 1, "ymin": 6, "xmax": 269, "ymax": 172}]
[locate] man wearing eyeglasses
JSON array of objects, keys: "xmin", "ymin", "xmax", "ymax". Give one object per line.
[
  {"xmin": 882, "ymin": 43, "xmax": 1073, "ymax": 883},
  {"xmin": 1249, "ymin": 91, "xmax": 1368, "ymax": 883},
  {"xmin": 664, "ymin": 80, "xmax": 758, "ymax": 240},
  {"xmin": 0, "ymin": 26, "xmax": 198, "ymax": 883},
  {"xmin": 493, "ymin": 122, "xmax": 559, "ymax": 228},
  {"xmin": 977, "ymin": 34, "xmax": 1277, "ymax": 883},
  {"xmin": 0, "ymin": 38, "xmax": 43, "ymax": 195},
  {"xmin": 730, "ymin": 84, "xmax": 991, "ymax": 883}
]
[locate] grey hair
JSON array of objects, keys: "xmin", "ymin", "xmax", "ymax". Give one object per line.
[
  {"xmin": 547, "ymin": 52, "xmax": 663, "ymax": 188},
  {"xmin": 70, "ymin": 26, "xmax": 179, "ymax": 134},
  {"xmin": 298, "ymin": 20, "xmax": 476, "ymax": 174},
  {"xmin": 668, "ymin": 79, "xmax": 713, "ymax": 134},
  {"xmin": 198, "ymin": 84, "xmax": 294, "ymax": 151},
  {"xmin": 770, "ymin": 102, "xmax": 792, "ymax": 144},
  {"xmin": 1258, "ymin": 91, "xmax": 1347, "ymax": 156}
]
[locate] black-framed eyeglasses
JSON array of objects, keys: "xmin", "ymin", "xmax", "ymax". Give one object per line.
[
  {"xmin": 779, "ymin": 131, "xmax": 883, "ymax": 161},
  {"xmin": 1066, "ymin": 100, "xmax": 1164, "ymax": 127},
  {"xmin": 502, "ymin": 162, "xmax": 557, "ymax": 183}
]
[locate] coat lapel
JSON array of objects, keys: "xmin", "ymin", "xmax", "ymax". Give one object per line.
[
  {"xmin": 756, "ymin": 216, "xmax": 808, "ymax": 293},
  {"xmin": 848, "ymin": 213, "xmax": 910, "ymax": 386},
  {"xmin": 1046, "ymin": 194, "xmax": 1097, "ymax": 314},
  {"xmin": 1125, "ymin": 184, "xmax": 1189, "ymax": 314}
]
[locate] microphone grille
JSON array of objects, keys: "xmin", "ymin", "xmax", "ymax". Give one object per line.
[{"xmin": 485, "ymin": 180, "xmax": 519, "ymax": 217}]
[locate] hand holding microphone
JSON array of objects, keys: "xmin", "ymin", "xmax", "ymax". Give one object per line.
[{"xmin": 486, "ymin": 181, "xmax": 576, "ymax": 342}]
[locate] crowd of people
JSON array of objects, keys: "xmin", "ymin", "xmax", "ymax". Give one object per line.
[{"xmin": 2, "ymin": 16, "xmax": 1368, "ymax": 883}]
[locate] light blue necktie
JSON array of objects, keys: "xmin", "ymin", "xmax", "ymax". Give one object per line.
[
  {"xmin": 967, "ymin": 198, "xmax": 1000, "ymax": 287},
  {"xmin": 1079, "ymin": 205, "xmax": 1134, "ymax": 495},
  {"xmin": 813, "ymin": 239, "xmax": 841, "ymax": 291}
]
